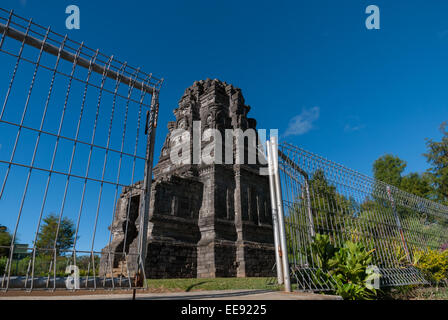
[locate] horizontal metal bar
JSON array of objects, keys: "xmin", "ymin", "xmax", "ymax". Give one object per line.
[
  {"xmin": 0, "ymin": 159, "xmax": 145, "ymax": 191},
  {"xmin": 0, "ymin": 7, "xmax": 162, "ymax": 88},
  {"xmin": 0, "ymin": 47, "xmax": 153, "ymax": 108},
  {"xmin": 278, "ymin": 149, "xmax": 309, "ymax": 180},
  {"xmin": 278, "ymin": 140, "xmax": 448, "ymax": 290},
  {"xmin": 0, "ymin": 118, "xmax": 147, "ymax": 162},
  {"xmin": 0, "ymin": 22, "xmax": 156, "ymax": 95},
  {"xmin": 0, "ymin": 246, "xmax": 141, "ymax": 256}
]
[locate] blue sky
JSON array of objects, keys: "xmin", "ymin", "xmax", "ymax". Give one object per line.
[{"xmin": 1, "ymin": 0, "xmax": 448, "ymax": 250}]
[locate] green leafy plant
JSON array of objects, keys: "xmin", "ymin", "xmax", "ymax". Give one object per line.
[
  {"xmin": 307, "ymin": 233, "xmax": 338, "ymax": 271},
  {"xmin": 413, "ymin": 248, "xmax": 448, "ymax": 287},
  {"xmin": 328, "ymin": 241, "xmax": 379, "ymax": 300},
  {"xmin": 0, "ymin": 256, "xmax": 7, "ymax": 274},
  {"xmin": 301, "ymin": 234, "xmax": 338, "ymax": 287},
  {"xmin": 0, "ymin": 225, "xmax": 13, "ymax": 257},
  {"xmin": 306, "ymin": 234, "xmax": 381, "ymax": 300}
]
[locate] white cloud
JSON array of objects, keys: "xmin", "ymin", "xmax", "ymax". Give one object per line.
[
  {"xmin": 343, "ymin": 115, "xmax": 365, "ymax": 133},
  {"xmin": 283, "ymin": 106, "xmax": 320, "ymax": 137},
  {"xmin": 344, "ymin": 123, "xmax": 365, "ymax": 132}
]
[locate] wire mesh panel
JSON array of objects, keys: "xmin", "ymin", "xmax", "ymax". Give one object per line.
[
  {"xmin": 0, "ymin": 8, "xmax": 162, "ymax": 291},
  {"xmin": 276, "ymin": 142, "xmax": 448, "ymax": 291}
]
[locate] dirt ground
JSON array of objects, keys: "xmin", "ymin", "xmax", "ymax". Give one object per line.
[
  {"xmin": 0, "ymin": 287, "xmax": 177, "ymax": 297},
  {"xmin": 0, "ymin": 289, "xmax": 342, "ymax": 300}
]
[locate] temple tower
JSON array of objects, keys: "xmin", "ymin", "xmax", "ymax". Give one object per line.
[{"xmin": 100, "ymin": 79, "xmax": 275, "ymax": 278}]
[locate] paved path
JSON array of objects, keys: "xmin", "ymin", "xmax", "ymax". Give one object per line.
[{"xmin": 0, "ymin": 289, "xmax": 341, "ymax": 300}]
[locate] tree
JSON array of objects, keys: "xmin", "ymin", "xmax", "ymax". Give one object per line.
[
  {"xmin": 424, "ymin": 122, "xmax": 448, "ymax": 205},
  {"xmin": 400, "ymin": 172, "xmax": 433, "ymax": 199},
  {"xmin": 35, "ymin": 214, "xmax": 76, "ymax": 256},
  {"xmin": 0, "ymin": 225, "xmax": 12, "ymax": 257},
  {"xmin": 373, "ymin": 154, "xmax": 434, "ymax": 199},
  {"xmin": 373, "ymin": 154, "xmax": 406, "ymax": 187},
  {"xmin": 307, "ymin": 170, "xmax": 351, "ymax": 240}
]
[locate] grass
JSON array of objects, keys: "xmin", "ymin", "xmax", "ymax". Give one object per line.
[{"xmin": 145, "ymin": 277, "xmax": 282, "ymax": 292}]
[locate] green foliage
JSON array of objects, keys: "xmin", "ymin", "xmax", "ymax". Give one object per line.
[
  {"xmin": 146, "ymin": 277, "xmax": 282, "ymax": 292},
  {"xmin": 308, "ymin": 170, "xmax": 352, "ymax": 240},
  {"xmin": 306, "ymin": 233, "xmax": 337, "ymax": 271},
  {"xmin": 373, "ymin": 154, "xmax": 434, "ymax": 200},
  {"xmin": 0, "ymin": 225, "xmax": 12, "ymax": 257},
  {"xmin": 306, "ymin": 234, "xmax": 380, "ymax": 300},
  {"xmin": 413, "ymin": 248, "xmax": 448, "ymax": 285},
  {"xmin": 394, "ymin": 245, "xmax": 410, "ymax": 267},
  {"xmin": 6, "ymin": 255, "xmax": 64, "ymax": 277},
  {"xmin": 35, "ymin": 214, "xmax": 77, "ymax": 255},
  {"xmin": 0, "ymin": 254, "xmax": 100, "ymax": 277},
  {"xmin": 0, "ymin": 256, "xmax": 7, "ymax": 274},
  {"xmin": 75, "ymin": 255, "xmax": 100, "ymax": 276},
  {"xmin": 370, "ymin": 122, "xmax": 448, "ymax": 205},
  {"xmin": 373, "ymin": 154, "xmax": 406, "ymax": 188},
  {"xmin": 424, "ymin": 122, "xmax": 448, "ymax": 205},
  {"xmin": 400, "ymin": 172, "xmax": 434, "ymax": 199},
  {"xmin": 328, "ymin": 241, "xmax": 379, "ymax": 300}
]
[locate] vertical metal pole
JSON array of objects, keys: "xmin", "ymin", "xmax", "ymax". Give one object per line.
[
  {"xmin": 270, "ymin": 137, "xmax": 292, "ymax": 292},
  {"xmin": 277, "ymin": 150, "xmax": 315, "ymax": 238},
  {"xmin": 304, "ymin": 179, "xmax": 316, "ymax": 238},
  {"xmin": 266, "ymin": 140, "xmax": 284, "ymax": 285},
  {"xmin": 386, "ymin": 186, "xmax": 412, "ymax": 264},
  {"xmin": 137, "ymin": 89, "xmax": 159, "ymax": 278}
]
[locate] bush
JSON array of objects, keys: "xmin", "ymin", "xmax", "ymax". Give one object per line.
[
  {"xmin": 414, "ymin": 248, "xmax": 448, "ymax": 286},
  {"xmin": 306, "ymin": 234, "xmax": 381, "ymax": 300},
  {"xmin": 0, "ymin": 226, "xmax": 12, "ymax": 257},
  {"xmin": 305, "ymin": 233, "xmax": 337, "ymax": 272},
  {"xmin": 0, "ymin": 256, "xmax": 7, "ymax": 275},
  {"xmin": 328, "ymin": 241, "xmax": 380, "ymax": 300}
]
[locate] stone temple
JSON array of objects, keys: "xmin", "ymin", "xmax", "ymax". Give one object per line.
[{"xmin": 100, "ymin": 79, "xmax": 275, "ymax": 279}]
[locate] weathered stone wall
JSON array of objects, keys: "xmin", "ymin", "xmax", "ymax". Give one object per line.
[{"xmin": 101, "ymin": 79, "xmax": 275, "ymax": 279}]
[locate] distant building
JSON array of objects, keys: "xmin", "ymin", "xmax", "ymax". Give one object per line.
[{"xmin": 13, "ymin": 244, "xmax": 29, "ymax": 260}]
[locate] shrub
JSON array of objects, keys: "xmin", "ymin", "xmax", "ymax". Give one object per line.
[
  {"xmin": 0, "ymin": 256, "xmax": 7, "ymax": 274},
  {"xmin": 414, "ymin": 248, "xmax": 448, "ymax": 286},
  {"xmin": 306, "ymin": 234, "xmax": 381, "ymax": 300},
  {"xmin": 328, "ymin": 241, "xmax": 380, "ymax": 300},
  {"xmin": 306, "ymin": 233, "xmax": 337, "ymax": 271}
]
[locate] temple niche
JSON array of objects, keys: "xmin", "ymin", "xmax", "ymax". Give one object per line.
[{"xmin": 100, "ymin": 79, "xmax": 275, "ymax": 279}]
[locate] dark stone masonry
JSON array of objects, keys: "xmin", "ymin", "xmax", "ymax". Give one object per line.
[{"xmin": 100, "ymin": 79, "xmax": 275, "ymax": 279}]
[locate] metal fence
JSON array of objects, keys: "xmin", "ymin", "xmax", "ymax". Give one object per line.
[
  {"xmin": 268, "ymin": 139, "xmax": 448, "ymax": 291},
  {"xmin": 0, "ymin": 8, "xmax": 162, "ymax": 291}
]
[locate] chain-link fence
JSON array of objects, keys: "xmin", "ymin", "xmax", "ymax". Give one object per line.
[
  {"xmin": 0, "ymin": 8, "xmax": 162, "ymax": 291},
  {"xmin": 271, "ymin": 141, "xmax": 448, "ymax": 291}
]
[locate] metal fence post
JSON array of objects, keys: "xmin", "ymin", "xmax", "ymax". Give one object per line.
[
  {"xmin": 270, "ymin": 136, "xmax": 292, "ymax": 292},
  {"xmin": 386, "ymin": 186, "xmax": 412, "ymax": 264},
  {"xmin": 137, "ymin": 89, "xmax": 160, "ymax": 280},
  {"xmin": 277, "ymin": 150, "xmax": 315, "ymax": 239},
  {"xmin": 266, "ymin": 140, "xmax": 284, "ymax": 285}
]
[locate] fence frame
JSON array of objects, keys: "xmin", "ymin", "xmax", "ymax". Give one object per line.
[
  {"xmin": 267, "ymin": 138, "xmax": 448, "ymax": 292},
  {"xmin": 0, "ymin": 8, "xmax": 163, "ymax": 291}
]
